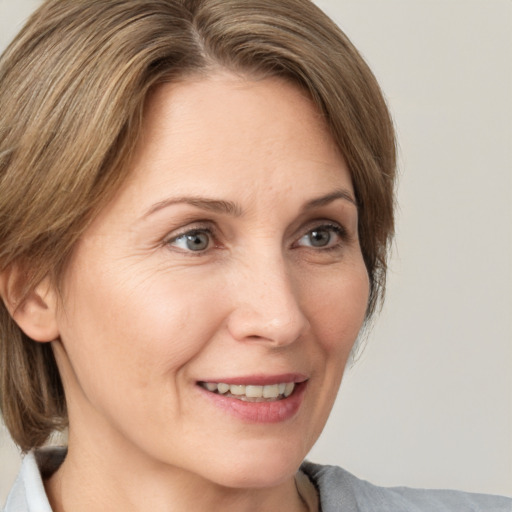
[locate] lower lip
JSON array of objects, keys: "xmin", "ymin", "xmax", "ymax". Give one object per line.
[{"xmin": 197, "ymin": 382, "xmax": 307, "ymax": 424}]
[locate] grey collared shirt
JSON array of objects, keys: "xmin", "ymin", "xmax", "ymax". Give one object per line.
[{"xmin": 3, "ymin": 449, "xmax": 511, "ymax": 511}]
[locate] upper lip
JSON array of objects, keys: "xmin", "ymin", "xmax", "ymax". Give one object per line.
[{"xmin": 197, "ymin": 373, "xmax": 308, "ymax": 386}]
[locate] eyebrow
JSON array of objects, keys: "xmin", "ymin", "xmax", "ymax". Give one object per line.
[
  {"xmin": 302, "ymin": 189, "xmax": 357, "ymax": 210},
  {"xmin": 143, "ymin": 197, "xmax": 243, "ymax": 218},
  {"xmin": 143, "ymin": 188, "xmax": 356, "ymax": 219}
]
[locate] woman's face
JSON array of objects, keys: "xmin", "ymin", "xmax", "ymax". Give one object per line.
[{"xmin": 52, "ymin": 73, "xmax": 369, "ymax": 488}]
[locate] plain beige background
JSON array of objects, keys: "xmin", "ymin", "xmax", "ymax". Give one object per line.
[{"xmin": 1, "ymin": 0, "xmax": 511, "ymax": 504}]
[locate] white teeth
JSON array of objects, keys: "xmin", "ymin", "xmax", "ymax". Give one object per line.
[
  {"xmin": 202, "ymin": 381, "xmax": 296, "ymax": 400},
  {"xmin": 263, "ymin": 384, "xmax": 279, "ymax": 398},
  {"xmin": 245, "ymin": 385, "xmax": 263, "ymax": 398},
  {"xmin": 229, "ymin": 384, "xmax": 245, "ymax": 395},
  {"xmin": 217, "ymin": 383, "xmax": 230, "ymax": 394}
]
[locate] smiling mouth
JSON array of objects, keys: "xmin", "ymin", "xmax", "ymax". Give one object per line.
[{"xmin": 198, "ymin": 381, "xmax": 296, "ymax": 402}]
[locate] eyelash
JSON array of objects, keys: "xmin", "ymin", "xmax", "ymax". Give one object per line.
[
  {"xmin": 164, "ymin": 222, "xmax": 347, "ymax": 254},
  {"xmin": 164, "ymin": 225, "xmax": 217, "ymax": 254},
  {"xmin": 295, "ymin": 223, "xmax": 347, "ymax": 251}
]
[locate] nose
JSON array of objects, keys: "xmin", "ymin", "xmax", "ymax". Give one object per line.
[{"xmin": 226, "ymin": 254, "xmax": 310, "ymax": 346}]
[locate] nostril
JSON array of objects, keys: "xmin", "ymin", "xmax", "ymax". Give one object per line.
[{"xmin": 226, "ymin": 303, "xmax": 309, "ymax": 346}]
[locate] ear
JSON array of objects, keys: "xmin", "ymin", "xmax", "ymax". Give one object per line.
[{"xmin": 0, "ymin": 266, "xmax": 59, "ymax": 342}]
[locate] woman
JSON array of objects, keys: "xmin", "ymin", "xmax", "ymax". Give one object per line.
[{"xmin": 0, "ymin": 1, "xmax": 509, "ymax": 511}]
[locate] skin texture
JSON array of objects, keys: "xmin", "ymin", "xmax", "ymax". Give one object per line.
[{"xmin": 34, "ymin": 73, "xmax": 370, "ymax": 511}]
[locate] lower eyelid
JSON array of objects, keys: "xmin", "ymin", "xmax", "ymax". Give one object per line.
[
  {"xmin": 165, "ymin": 227, "xmax": 215, "ymax": 250},
  {"xmin": 163, "ymin": 223, "xmax": 350, "ymax": 251}
]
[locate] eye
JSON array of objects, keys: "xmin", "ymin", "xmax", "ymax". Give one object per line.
[
  {"xmin": 297, "ymin": 224, "xmax": 344, "ymax": 249},
  {"xmin": 167, "ymin": 229, "xmax": 212, "ymax": 252}
]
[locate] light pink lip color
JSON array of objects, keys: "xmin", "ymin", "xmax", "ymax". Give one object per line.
[{"xmin": 196, "ymin": 374, "xmax": 308, "ymax": 424}]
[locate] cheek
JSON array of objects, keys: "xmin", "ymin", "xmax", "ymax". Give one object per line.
[
  {"xmin": 57, "ymin": 260, "xmax": 224, "ymax": 394},
  {"xmin": 304, "ymin": 263, "xmax": 369, "ymax": 354}
]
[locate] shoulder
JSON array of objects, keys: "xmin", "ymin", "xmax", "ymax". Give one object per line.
[
  {"xmin": 300, "ymin": 461, "xmax": 512, "ymax": 512},
  {"xmin": 2, "ymin": 447, "xmax": 66, "ymax": 512}
]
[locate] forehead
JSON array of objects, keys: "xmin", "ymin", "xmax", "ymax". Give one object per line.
[
  {"xmin": 93, "ymin": 72, "xmax": 352, "ymax": 229},
  {"xmin": 134, "ymin": 74, "xmax": 347, "ymax": 183}
]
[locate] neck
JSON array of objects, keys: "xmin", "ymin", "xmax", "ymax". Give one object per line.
[{"xmin": 44, "ymin": 436, "xmax": 312, "ymax": 512}]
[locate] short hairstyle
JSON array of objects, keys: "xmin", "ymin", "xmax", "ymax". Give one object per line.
[{"xmin": 0, "ymin": 0, "xmax": 396, "ymax": 451}]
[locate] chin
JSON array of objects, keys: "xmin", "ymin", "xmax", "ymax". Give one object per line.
[{"xmin": 197, "ymin": 439, "xmax": 307, "ymax": 489}]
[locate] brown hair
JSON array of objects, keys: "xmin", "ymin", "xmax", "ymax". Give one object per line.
[{"xmin": 0, "ymin": 0, "xmax": 396, "ymax": 451}]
